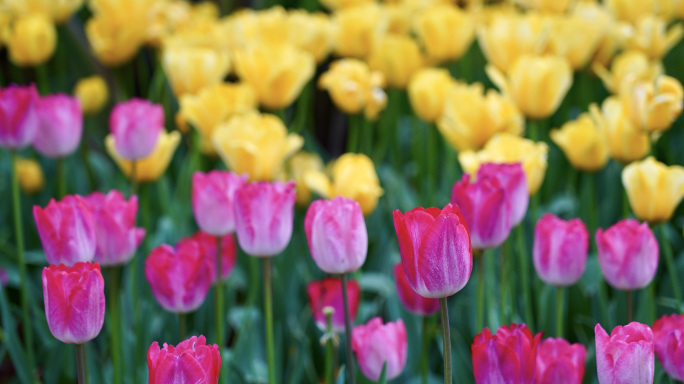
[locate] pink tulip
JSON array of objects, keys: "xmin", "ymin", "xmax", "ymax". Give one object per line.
[
  {"xmin": 234, "ymin": 180, "xmax": 296, "ymax": 257},
  {"xmin": 451, "ymin": 173, "xmax": 513, "ymax": 249},
  {"xmin": 393, "ymin": 204, "xmax": 472, "ymax": 298},
  {"xmin": 144, "ymin": 241, "xmax": 212, "ymax": 313},
  {"xmin": 393, "ymin": 262, "xmax": 439, "ymax": 316},
  {"xmin": 595, "ymin": 219, "xmax": 659, "ymax": 290},
  {"xmin": 147, "ymin": 335, "xmax": 221, "ymax": 384},
  {"xmin": 33, "ymin": 195, "xmax": 96, "ymax": 266},
  {"xmin": 32, "ymin": 94, "xmax": 82, "ymax": 157},
  {"xmin": 595, "ymin": 322, "xmax": 654, "ymax": 384},
  {"xmin": 535, "ymin": 338, "xmax": 587, "ymax": 384},
  {"xmin": 478, "ymin": 163, "xmax": 528, "ymax": 226},
  {"xmin": 0, "ymin": 84, "xmax": 39, "ymax": 149},
  {"xmin": 306, "ymin": 277, "xmax": 361, "ymax": 333},
  {"xmin": 351, "ymin": 317, "xmax": 408, "ymax": 381},
  {"xmin": 84, "ymin": 190, "xmax": 145, "ymax": 267},
  {"xmin": 109, "ymin": 98, "xmax": 164, "ymax": 160},
  {"xmin": 176, "ymin": 231, "xmax": 237, "ymax": 283},
  {"xmin": 652, "ymin": 314, "xmax": 684, "ymax": 381},
  {"xmin": 42, "ymin": 262, "xmax": 105, "ymax": 344},
  {"xmin": 533, "ymin": 213, "xmax": 589, "ymax": 286},
  {"xmin": 192, "ymin": 171, "xmax": 247, "ymax": 236},
  {"xmin": 304, "ymin": 197, "xmax": 367, "ymax": 274}
]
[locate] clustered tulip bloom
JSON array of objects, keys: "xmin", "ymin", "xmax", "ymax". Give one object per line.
[
  {"xmin": 535, "ymin": 338, "xmax": 587, "ymax": 384},
  {"xmin": 595, "ymin": 322, "xmax": 655, "ymax": 384},
  {"xmin": 0, "ymin": 84, "xmax": 39, "ymax": 149},
  {"xmin": 652, "ymin": 314, "xmax": 684, "ymax": 381},
  {"xmin": 109, "ymin": 98, "xmax": 164, "ymax": 160},
  {"xmin": 351, "ymin": 317, "xmax": 407, "ymax": 381},
  {"xmin": 192, "ymin": 170, "xmax": 247, "ymax": 236},
  {"xmin": 176, "ymin": 231, "xmax": 237, "ymax": 283},
  {"xmin": 32, "ymin": 94, "xmax": 83, "ymax": 158},
  {"xmin": 306, "ymin": 277, "xmax": 360, "ymax": 333},
  {"xmin": 622, "ymin": 157, "xmax": 684, "ymax": 224},
  {"xmin": 147, "ymin": 335, "xmax": 221, "ymax": 384},
  {"xmin": 533, "ymin": 213, "xmax": 589, "ymax": 286},
  {"xmin": 393, "ymin": 263, "xmax": 439, "ymax": 316}
]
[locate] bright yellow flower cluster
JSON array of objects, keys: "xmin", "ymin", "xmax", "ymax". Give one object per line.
[{"xmin": 319, "ymin": 59, "xmax": 388, "ymax": 121}]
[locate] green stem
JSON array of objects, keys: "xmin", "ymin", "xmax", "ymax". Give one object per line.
[
  {"xmin": 584, "ymin": 173, "xmax": 597, "ymax": 234},
  {"xmin": 626, "ymin": 291, "xmax": 633, "ymax": 323},
  {"xmin": 263, "ymin": 258, "xmax": 276, "ymax": 384},
  {"xmin": 80, "ymin": 139, "xmax": 97, "ymax": 191},
  {"xmin": 341, "ymin": 274, "xmax": 356, "ymax": 384},
  {"xmin": 291, "ymin": 81, "xmax": 312, "ymax": 134},
  {"xmin": 659, "ymin": 224, "xmax": 682, "ymax": 311},
  {"xmin": 179, "ymin": 313, "xmax": 187, "ymax": 341},
  {"xmin": 325, "ymin": 309, "xmax": 334, "ymax": 384},
  {"xmin": 35, "ymin": 65, "xmax": 50, "ymax": 94},
  {"xmin": 500, "ymin": 245, "xmax": 507, "ymax": 325},
  {"xmin": 346, "ymin": 114, "xmax": 361, "ymax": 154},
  {"xmin": 57, "ymin": 157, "xmax": 66, "ymax": 198},
  {"xmin": 516, "ymin": 225, "xmax": 535, "ymax": 330},
  {"xmin": 247, "ymin": 257, "xmax": 260, "ymax": 307},
  {"xmin": 556, "ymin": 287, "xmax": 564, "ymax": 338},
  {"xmin": 216, "ymin": 236, "xmax": 226, "ymax": 383},
  {"xmin": 108, "ymin": 267, "xmax": 122, "ymax": 384},
  {"xmin": 131, "ymin": 160, "xmax": 138, "ymax": 197},
  {"xmin": 426, "ymin": 124, "xmax": 438, "ymax": 206},
  {"xmin": 75, "ymin": 343, "xmax": 88, "ymax": 384},
  {"xmin": 10, "ymin": 151, "xmax": 35, "ymax": 377},
  {"xmin": 476, "ymin": 255, "xmax": 484, "ymax": 331},
  {"xmin": 439, "ymin": 298, "xmax": 452, "ymax": 384},
  {"xmin": 421, "ymin": 316, "xmax": 429, "ymax": 384}
]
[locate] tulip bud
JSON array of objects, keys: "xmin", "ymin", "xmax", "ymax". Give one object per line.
[
  {"xmin": 85, "ymin": 15, "xmax": 144, "ymax": 67},
  {"xmin": 307, "ymin": 277, "xmax": 360, "ymax": 333},
  {"xmin": 42, "ymin": 262, "xmax": 105, "ymax": 344},
  {"xmin": 0, "ymin": 84, "xmax": 39, "ymax": 149},
  {"xmin": 619, "ymin": 75, "xmax": 683, "ymax": 133},
  {"xmin": 318, "ymin": 59, "xmax": 387, "ymax": 120},
  {"xmin": 368, "ymin": 35, "xmax": 423, "ymax": 89},
  {"xmin": 33, "ymin": 94, "xmax": 83, "ymax": 158},
  {"xmin": 351, "ymin": 317, "xmax": 408, "ymax": 381},
  {"xmin": 652, "ymin": 314, "xmax": 684, "ymax": 382},
  {"xmin": 393, "ymin": 263, "xmax": 439, "ymax": 316},
  {"xmin": 162, "ymin": 46, "xmax": 230, "ymax": 97},
  {"xmin": 533, "ymin": 213, "xmax": 589, "ymax": 286},
  {"xmin": 8, "ymin": 14, "xmax": 56, "ymax": 67},
  {"xmin": 393, "ymin": 204, "xmax": 472, "ymax": 299},
  {"xmin": 596, "ymin": 219, "xmax": 659, "ymax": 291},
  {"xmin": 407, "ymin": 68, "xmax": 453, "ymax": 123},
  {"xmin": 147, "ymin": 335, "xmax": 221, "ymax": 384},
  {"xmin": 73, "ymin": 76, "xmax": 109, "ymax": 116},
  {"xmin": 590, "ymin": 98, "xmax": 650, "ymax": 164},
  {"xmin": 106, "ymin": 130, "xmax": 181, "ymax": 183},
  {"xmin": 192, "ymin": 171, "xmax": 247, "ymax": 236},
  {"xmin": 14, "ymin": 157, "xmax": 44, "ymax": 195},
  {"xmin": 413, "ymin": 4, "xmax": 475, "ymax": 65},
  {"xmin": 477, "ymin": 163, "xmax": 528, "ymax": 226},
  {"xmin": 535, "ymin": 338, "xmax": 587, "ymax": 384},
  {"xmin": 109, "ymin": 98, "xmax": 164, "ymax": 160},
  {"xmin": 551, "ymin": 113, "xmax": 609, "ymax": 172},
  {"xmin": 622, "ymin": 157, "xmax": 684, "ymax": 224},
  {"xmin": 595, "ymin": 322, "xmax": 655, "ymax": 384}
]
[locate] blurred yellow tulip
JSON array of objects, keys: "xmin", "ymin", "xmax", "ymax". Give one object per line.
[
  {"xmin": 623, "ymin": 15, "xmax": 684, "ymax": 60},
  {"xmin": 166, "ymin": 18, "xmax": 226, "ymax": 51},
  {"xmin": 438, "ymin": 82, "xmax": 524, "ymax": 152},
  {"xmin": 487, "ymin": 55, "xmax": 573, "ymax": 120},
  {"xmin": 594, "ymin": 50, "xmax": 663, "ymax": 94},
  {"xmin": 5, "ymin": 0, "xmax": 84, "ymax": 24},
  {"xmin": 477, "ymin": 13, "xmax": 549, "ymax": 72},
  {"xmin": 550, "ymin": 113, "xmax": 609, "ymax": 172},
  {"xmin": 590, "ymin": 98, "xmax": 650, "ymax": 164},
  {"xmin": 546, "ymin": 11, "xmax": 608, "ymax": 70},
  {"xmin": 162, "ymin": 46, "xmax": 230, "ymax": 97},
  {"xmin": 318, "ymin": 59, "xmax": 387, "ymax": 120},
  {"xmin": 14, "ymin": 158, "xmax": 45, "ymax": 195},
  {"xmin": 85, "ymin": 17, "xmax": 145, "ymax": 67},
  {"xmin": 279, "ymin": 151, "xmax": 325, "ymax": 206},
  {"xmin": 212, "ymin": 113, "xmax": 304, "ymax": 181},
  {"xmin": 333, "ymin": 3, "xmax": 389, "ymax": 58},
  {"xmin": 320, "ymin": 0, "xmax": 374, "ymax": 10},
  {"xmin": 384, "ymin": 4, "xmax": 412, "ymax": 36},
  {"xmin": 459, "ymin": 133, "xmax": 548, "ymax": 195},
  {"xmin": 106, "ymin": 131, "xmax": 181, "ymax": 183},
  {"xmin": 514, "ymin": 0, "xmax": 573, "ymax": 13},
  {"xmin": 178, "ymin": 82, "xmax": 257, "ymax": 154},
  {"xmin": 619, "ymin": 74, "xmax": 684, "ymax": 132},
  {"xmin": 605, "ymin": 0, "xmax": 673, "ymax": 23},
  {"xmin": 8, "ymin": 14, "xmax": 56, "ymax": 67},
  {"xmin": 233, "ymin": 43, "xmax": 315, "ymax": 110},
  {"xmin": 413, "ymin": 4, "xmax": 475, "ymax": 64},
  {"xmin": 288, "ymin": 10, "xmax": 335, "ymax": 63},
  {"xmin": 622, "ymin": 156, "xmax": 684, "ymax": 224},
  {"xmin": 73, "ymin": 76, "xmax": 109, "ymax": 116},
  {"xmin": 304, "ymin": 153, "xmax": 384, "ymax": 215},
  {"xmin": 367, "ymin": 35, "xmax": 423, "ymax": 89},
  {"xmin": 407, "ymin": 68, "xmax": 453, "ymax": 124}
]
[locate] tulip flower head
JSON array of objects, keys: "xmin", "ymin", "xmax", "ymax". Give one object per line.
[
  {"xmin": 307, "ymin": 277, "xmax": 360, "ymax": 333},
  {"xmin": 8, "ymin": 14, "xmax": 56, "ymax": 67},
  {"xmin": 351, "ymin": 317, "xmax": 408, "ymax": 381},
  {"xmin": 477, "ymin": 162, "xmax": 528, "ymax": 226},
  {"xmin": 407, "ymin": 68, "xmax": 453, "ymax": 124},
  {"xmin": 109, "ymin": 98, "xmax": 164, "ymax": 160},
  {"xmin": 551, "ymin": 113, "xmax": 610, "ymax": 173},
  {"xmin": 318, "ymin": 59, "xmax": 387, "ymax": 120},
  {"xmin": 535, "ymin": 338, "xmax": 587, "ymax": 384},
  {"xmin": 177, "ymin": 231, "xmax": 237, "ymax": 283},
  {"xmin": 0, "ymin": 84, "xmax": 39, "ymax": 149},
  {"xmin": 73, "ymin": 76, "xmax": 109, "ymax": 116},
  {"xmin": 33, "ymin": 94, "xmax": 83, "ymax": 158},
  {"xmin": 590, "ymin": 98, "xmax": 650, "ymax": 164},
  {"xmin": 623, "ymin": 15, "xmax": 684, "ymax": 61},
  {"xmin": 15, "ymin": 157, "xmax": 44, "ymax": 194},
  {"xmin": 412, "ymin": 4, "xmax": 475, "ymax": 65},
  {"xmin": 332, "ymin": 4, "xmax": 389, "ymax": 59},
  {"xmin": 393, "ymin": 262, "xmax": 440, "ymax": 316},
  {"xmin": 192, "ymin": 170, "xmax": 247, "ymax": 236},
  {"xmin": 652, "ymin": 314, "xmax": 684, "ymax": 381},
  {"xmin": 162, "ymin": 46, "xmax": 230, "ymax": 97},
  {"xmin": 622, "ymin": 156, "xmax": 684, "ymax": 224},
  {"xmin": 280, "ymin": 151, "xmax": 324, "ymax": 206},
  {"xmin": 106, "ymin": 130, "xmax": 181, "ymax": 183},
  {"xmin": 619, "ymin": 74, "xmax": 683, "ymax": 133},
  {"xmin": 595, "ymin": 322, "xmax": 655, "ymax": 384},
  {"xmin": 533, "ymin": 213, "xmax": 589, "ymax": 286},
  {"xmin": 147, "ymin": 335, "xmax": 221, "ymax": 384},
  {"xmin": 367, "ymin": 35, "xmax": 423, "ymax": 89},
  {"xmin": 594, "ymin": 50, "xmax": 663, "ymax": 95}
]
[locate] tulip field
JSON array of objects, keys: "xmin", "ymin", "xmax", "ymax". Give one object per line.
[{"xmin": 4, "ymin": 0, "xmax": 684, "ymax": 383}]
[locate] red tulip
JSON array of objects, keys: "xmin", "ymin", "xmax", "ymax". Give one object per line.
[
  {"xmin": 533, "ymin": 213, "xmax": 588, "ymax": 286},
  {"xmin": 109, "ymin": 98, "xmax": 164, "ymax": 160},
  {"xmin": 33, "ymin": 94, "xmax": 82, "ymax": 158},
  {"xmin": 393, "ymin": 204, "xmax": 472, "ymax": 298},
  {"xmin": 471, "ymin": 323, "xmax": 542, "ymax": 384},
  {"xmin": 652, "ymin": 314, "xmax": 684, "ymax": 381},
  {"xmin": 535, "ymin": 338, "xmax": 587, "ymax": 384},
  {"xmin": 33, "ymin": 195, "xmax": 96, "ymax": 266},
  {"xmin": 306, "ymin": 277, "xmax": 360, "ymax": 333},
  {"xmin": 477, "ymin": 163, "xmax": 528, "ymax": 226},
  {"xmin": 84, "ymin": 190, "xmax": 145, "ymax": 267},
  {"xmin": 451, "ymin": 173, "xmax": 513, "ymax": 249},
  {"xmin": 234, "ymin": 180, "xmax": 296, "ymax": 257},
  {"xmin": 177, "ymin": 231, "xmax": 237, "ymax": 283},
  {"xmin": 42, "ymin": 262, "xmax": 105, "ymax": 344},
  {"xmin": 595, "ymin": 322, "xmax": 654, "ymax": 384},
  {"xmin": 192, "ymin": 170, "xmax": 247, "ymax": 236},
  {"xmin": 351, "ymin": 317, "xmax": 408, "ymax": 381},
  {"xmin": 144, "ymin": 241, "xmax": 212, "ymax": 313},
  {"xmin": 0, "ymin": 84, "xmax": 39, "ymax": 149},
  {"xmin": 392, "ymin": 262, "xmax": 439, "ymax": 316},
  {"xmin": 596, "ymin": 219, "xmax": 659, "ymax": 290},
  {"xmin": 147, "ymin": 335, "xmax": 221, "ymax": 384},
  {"xmin": 304, "ymin": 197, "xmax": 367, "ymax": 274}
]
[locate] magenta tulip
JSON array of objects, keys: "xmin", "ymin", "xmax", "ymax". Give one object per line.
[
  {"xmin": 535, "ymin": 338, "xmax": 587, "ymax": 384},
  {"xmin": 33, "ymin": 94, "xmax": 82, "ymax": 157},
  {"xmin": 192, "ymin": 170, "xmax": 247, "ymax": 236},
  {"xmin": 306, "ymin": 277, "xmax": 361, "ymax": 333},
  {"xmin": 351, "ymin": 317, "xmax": 408, "ymax": 381},
  {"xmin": 176, "ymin": 231, "xmax": 237, "ymax": 283},
  {"xmin": 595, "ymin": 219, "xmax": 659, "ymax": 290},
  {"xmin": 595, "ymin": 322, "xmax": 654, "ymax": 384},
  {"xmin": 33, "ymin": 195, "xmax": 96, "ymax": 266},
  {"xmin": 393, "ymin": 204, "xmax": 472, "ymax": 298},
  {"xmin": 0, "ymin": 84, "xmax": 39, "ymax": 149},
  {"xmin": 42, "ymin": 262, "xmax": 105, "ymax": 344},
  {"xmin": 652, "ymin": 314, "xmax": 684, "ymax": 381},
  {"xmin": 304, "ymin": 197, "xmax": 368, "ymax": 274},
  {"xmin": 533, "ymin": 213, "xmax": 589, "ymax": 286},
  {"xmin": 109, "ymin": 98, "xmax": 164, "ymax": 160},
  {"xmin": 477, "ymin": 163, "xmax": 528, "ymax": 226},
  {"xmin": 393, "ymin": 262, "xmax": 439, "ymax": 316},
  {"xmin": 147, "ymin": 335, "xmax": 221, "ymax": 384}
]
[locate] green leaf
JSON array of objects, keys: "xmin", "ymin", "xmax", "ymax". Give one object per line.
[{"xmin": 0, "ymin": 286, "xmax": 31, "ymax": 383}]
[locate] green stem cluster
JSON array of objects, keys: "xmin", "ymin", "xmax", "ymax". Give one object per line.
[
  {"xmin": 216, "ymin": 237, "xmax": 227, "ymax": 383},
  {"xmin": 341, "ymin": 274, "xmax": 356, "ymax": 384},
  {"xmin": 438, "ymin": 298, "xmax": 452, "ymax": 384},
  {"xmin": 108, "ymin": 267, "xmax": 122, "ymax": 384},
  {"xmin": 263, "ymin": 259, "xmax": 277, "ymax": 384}
]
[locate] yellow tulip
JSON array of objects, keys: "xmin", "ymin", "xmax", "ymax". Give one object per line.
[
  {"xmin": 166, "ymin": 18, "xmax": 226, "ymax": 52},
  {"xmin": 367, "ymin": 35, "xmax": 423, "ymax": 89},
  {"xmin": 146, "ymin": 1, "xmax": 219, "ymax": 47},
  {"xmin": 550, "ymin": 113, "xmax": 609, "ymax": 172},
  {"xmin": 407, "ymin": 68, "xmax": 453, "ymax": 123},
  {"xmin": 619, "ymin": 74, "xmax": 684, "ymax": 132},
  {"xmin": 5, "ymin": 0, "xmax": 83, "ymax": 24},
  {"xmin": 514, "ymin": 0, "xmax": 573, "ymax": 13},
  {"xmin": 384, "ymin": 4, "xmax": 412, "ymax": 36},
  {"xmin": 73, "ymin": 76, "xmax": 109, "ymax": 116},
  {"xmin": 14, "ymin": 158, "xmax": 45, "ymax": 195},
  {"xmin": 332, "ymin": 3, "xmax": 389, "ymax": 59},
  {"xmin": 233, "ymin": 43, "xmax": 315, "ymax": 110},
  {"xmin": 594, "ymin": 50, "xmax": 663, "ymax": 94},
  {"xmin": 212, "ymin": 113, "xmax": 304, "ymax": 181},
  {"xmin": 319, "ymin": 0, "xmax": 374, "ymax": 10},
  {"xmin": 438, "ymin": 82, "xmax": 524, "ymax": 151},
  {"xmin": 279, "ymin": 151, "xmax": 325, "ymax": 206},
  {"xmin": 85, "ymin": 16, "xmax": 145, "ymax": 67},
  {"xmin": 546, "ymin": 11, "xmax": 608, "ymax": 70},
  {"xmin": 487, "ymin": 55, "xmax": 573, "ymax": 120},
  {"xmin": 162, "ymin": 46, "xmax": 230, "ymax": 97},
  {"xmin": 8, "ymin": 14, "xmax": 57, "ymax": 67},
  {"xmin": 106, "ymin": 131, "xmax": 181, "ymax": 183},
  {"xmin": 591, "ymin": 22, "xmax": 626, "ymax": 69},
  {"xmin": 318, "ymin": 59, "xmax": 387, "ymax": 120},
  {"xmin": 623, "ymin": 15, "xmax": 684, "ymax": 60},
  {"xmin": 589, "ymin": 97, "xmax": 650, "ymax": 164},
  {"xmin": 459, "ymin": 133, "xmax": 549, "ymax": 195},
  {"xmin": 304, "ymin": 153, "xmax": 384, "ymax": 215},
  {"xmin": 288, "ymin": 10, "xmax": 335, "ymax": 63},
  {"xmin": 605, "ymin": 0, "xmax": 673, "ymax": 23},
  {"xmin": 178, "ymin": 82, "xmax": 257, "ymax": 154},
  {"xmin": 413, "ymin": 4, "xmax": 475, "ymax": 64},
  {"xmin": 622, "ymin": 156, "xmax": 684, "ymax": 224},
  {"xmin": 228, "ymin": 7, "xmax": 290, "ymax": 48}
]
